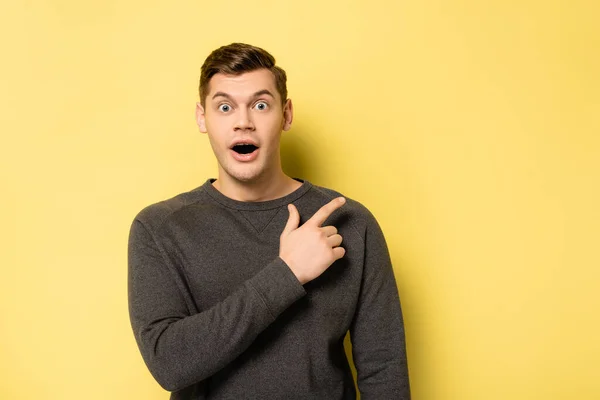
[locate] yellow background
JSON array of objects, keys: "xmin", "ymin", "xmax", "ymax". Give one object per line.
[{"xmin": 1, "ymin": 1, "xmax": 598, "ymax": 399}]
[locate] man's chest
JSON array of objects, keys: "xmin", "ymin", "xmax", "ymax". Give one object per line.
[{"xmin": 159, "ymin": 206, "xmax": 365, "ymax": 329}]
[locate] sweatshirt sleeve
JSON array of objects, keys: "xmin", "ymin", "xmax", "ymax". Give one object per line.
[
  {"xmin": 127, "ymin": 218, "xmax": 306, "ymax": 392},
  {"xmin": 349, "ymin": 209, "xmax": 411, "ymax": 399}
]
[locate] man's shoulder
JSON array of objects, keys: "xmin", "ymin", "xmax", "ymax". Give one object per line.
[
  {"xmin": 307, "ymin": 182, "xmax": 379, "ymax": 233},
  {"xmin": 132, "ymin": 184, "xmax": 207, "ymax": 231}
]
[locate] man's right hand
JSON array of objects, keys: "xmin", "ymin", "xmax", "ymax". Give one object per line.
[{"xmin": 279, "ymin": 197, "xmax": 347, "ymax": 285}]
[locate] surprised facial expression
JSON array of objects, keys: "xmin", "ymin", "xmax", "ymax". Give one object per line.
[{"xmin": 196, "ymin": 68, "xmax": 293, "ymax": 184}]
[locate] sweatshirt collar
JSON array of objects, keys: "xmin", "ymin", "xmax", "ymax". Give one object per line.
[{"xmin": 202, "ymin": 177, "xmax": 312, "ymax": 211}]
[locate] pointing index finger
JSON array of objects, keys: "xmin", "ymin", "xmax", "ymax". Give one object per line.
[{"xmin": 306, "ymin": 197, "xmax": 346, "ymax": 227}]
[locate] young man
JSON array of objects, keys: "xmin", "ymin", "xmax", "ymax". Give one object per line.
[{"xmin": 128, "ymin": 43, "xmax": 411, "ymax": 399}]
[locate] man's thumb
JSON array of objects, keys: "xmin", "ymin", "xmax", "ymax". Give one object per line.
[{"xmin": 282, "ymin": 203, "xmax": 300, "ymax": 236}]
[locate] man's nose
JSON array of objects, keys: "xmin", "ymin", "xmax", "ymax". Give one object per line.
[{"xmin": 234, "ymin": 108, "xmax": 255, "ymax": 131}]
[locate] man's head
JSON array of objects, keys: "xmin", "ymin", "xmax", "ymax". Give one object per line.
[{"xmin": 195, "ymin": 43, "xmax": 293, "ymax": 185}]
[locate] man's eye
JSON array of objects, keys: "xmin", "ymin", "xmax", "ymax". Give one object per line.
[
  {"xmin": 218, "ymin": 104, "xmax": 231, "ymax": 112},
  {"xmin": 254, "ymin": 101, "xmax": 268, "ymax": 111}
]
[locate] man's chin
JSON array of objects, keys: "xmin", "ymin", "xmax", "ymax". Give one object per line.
[{"xmin": 224, "ymin": 168, "xmax": 264, "ymax": 184}]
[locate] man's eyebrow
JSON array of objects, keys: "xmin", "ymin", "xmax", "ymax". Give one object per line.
[
  {"xmin": 211, "ymin": 89, "xmax": 275, "ymax": 101},
  {"xmin": 252, "ymin": 89, "xmax": 275, "ymax": 99},
  {"xmin": 212, "ymin": 92, "xmax": 233, "ymax": 100}
]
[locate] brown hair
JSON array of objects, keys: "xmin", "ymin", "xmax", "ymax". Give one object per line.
[{"xmin": 198, "ymin": 43, "xmax": 288, "ymax": 107}]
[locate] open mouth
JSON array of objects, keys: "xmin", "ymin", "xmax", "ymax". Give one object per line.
[{"xmin": 232, "ymin": 144, "xmax": 259, "ymax": 154}]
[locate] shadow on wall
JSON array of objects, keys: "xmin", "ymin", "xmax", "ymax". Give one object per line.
[
  {"xmin": 281, "ymin": 123, "xmax": 311, "ymax": 181},
  {"xmin": 280, "ymin": 119, "xmax": 333, "ymax": 183}
]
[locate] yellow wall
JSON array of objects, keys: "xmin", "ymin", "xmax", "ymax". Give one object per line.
[{"xmin": 1, "ymin": 1, "xmax": 598, "ymax": 399}]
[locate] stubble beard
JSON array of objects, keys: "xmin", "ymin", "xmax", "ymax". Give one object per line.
[{"xmin": 219, "ymin": 154, "xmax": 265, "ymax": 184}]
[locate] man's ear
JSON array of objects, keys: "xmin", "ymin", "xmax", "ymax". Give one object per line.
[
  {"xmin": 196, "ymin": 102, "xmax": 207, "ymax": 133},
  {"xmin": 282, "ymin": 98, "xmax": 293, "ymax": 131}
]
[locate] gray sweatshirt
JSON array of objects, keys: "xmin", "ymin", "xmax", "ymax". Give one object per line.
[{"xmin": 128, "ymin": 178, "xmax": 411, "ymax": 399}]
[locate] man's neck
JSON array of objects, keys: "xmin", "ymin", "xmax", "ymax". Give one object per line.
[{"xmin": 212, "ymin": 172, "xmax": 302, "ymax": 203}]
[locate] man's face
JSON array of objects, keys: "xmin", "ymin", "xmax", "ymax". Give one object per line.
[{"xmin": 196, "ymin": 68, "xmax": 293, "ymax": 184}]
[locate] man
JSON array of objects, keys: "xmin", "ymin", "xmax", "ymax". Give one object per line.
[{"xmin": 128, "ymin": 43, "xmax": 411, "ymax": 399}]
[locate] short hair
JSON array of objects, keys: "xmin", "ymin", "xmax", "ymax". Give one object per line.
[{"xmin": 198, "ymin": 43, "xmax": 288, "ymax": 107}]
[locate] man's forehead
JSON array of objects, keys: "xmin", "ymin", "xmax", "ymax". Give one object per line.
[{"xmin": 207, "ymin": 69, "xmax": 278, "ymax": 99}]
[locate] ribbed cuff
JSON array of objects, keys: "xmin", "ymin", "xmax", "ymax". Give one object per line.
[{"xmin": 249, "ymin": 257, "xmax": 306, "ymax": 318}]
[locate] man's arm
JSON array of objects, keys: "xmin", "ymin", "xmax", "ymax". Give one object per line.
[
  {"xmin": 349, "ymin": 208, "xmax": 411, "ymax": 399},
  {"xmin": 127, "ymin": 218, "xmax": 306, "ymax": 392}
]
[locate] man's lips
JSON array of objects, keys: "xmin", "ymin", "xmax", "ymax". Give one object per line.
[{"xmin": 230, "ymin": 139, "xmax": 259, "ymax": 148}]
